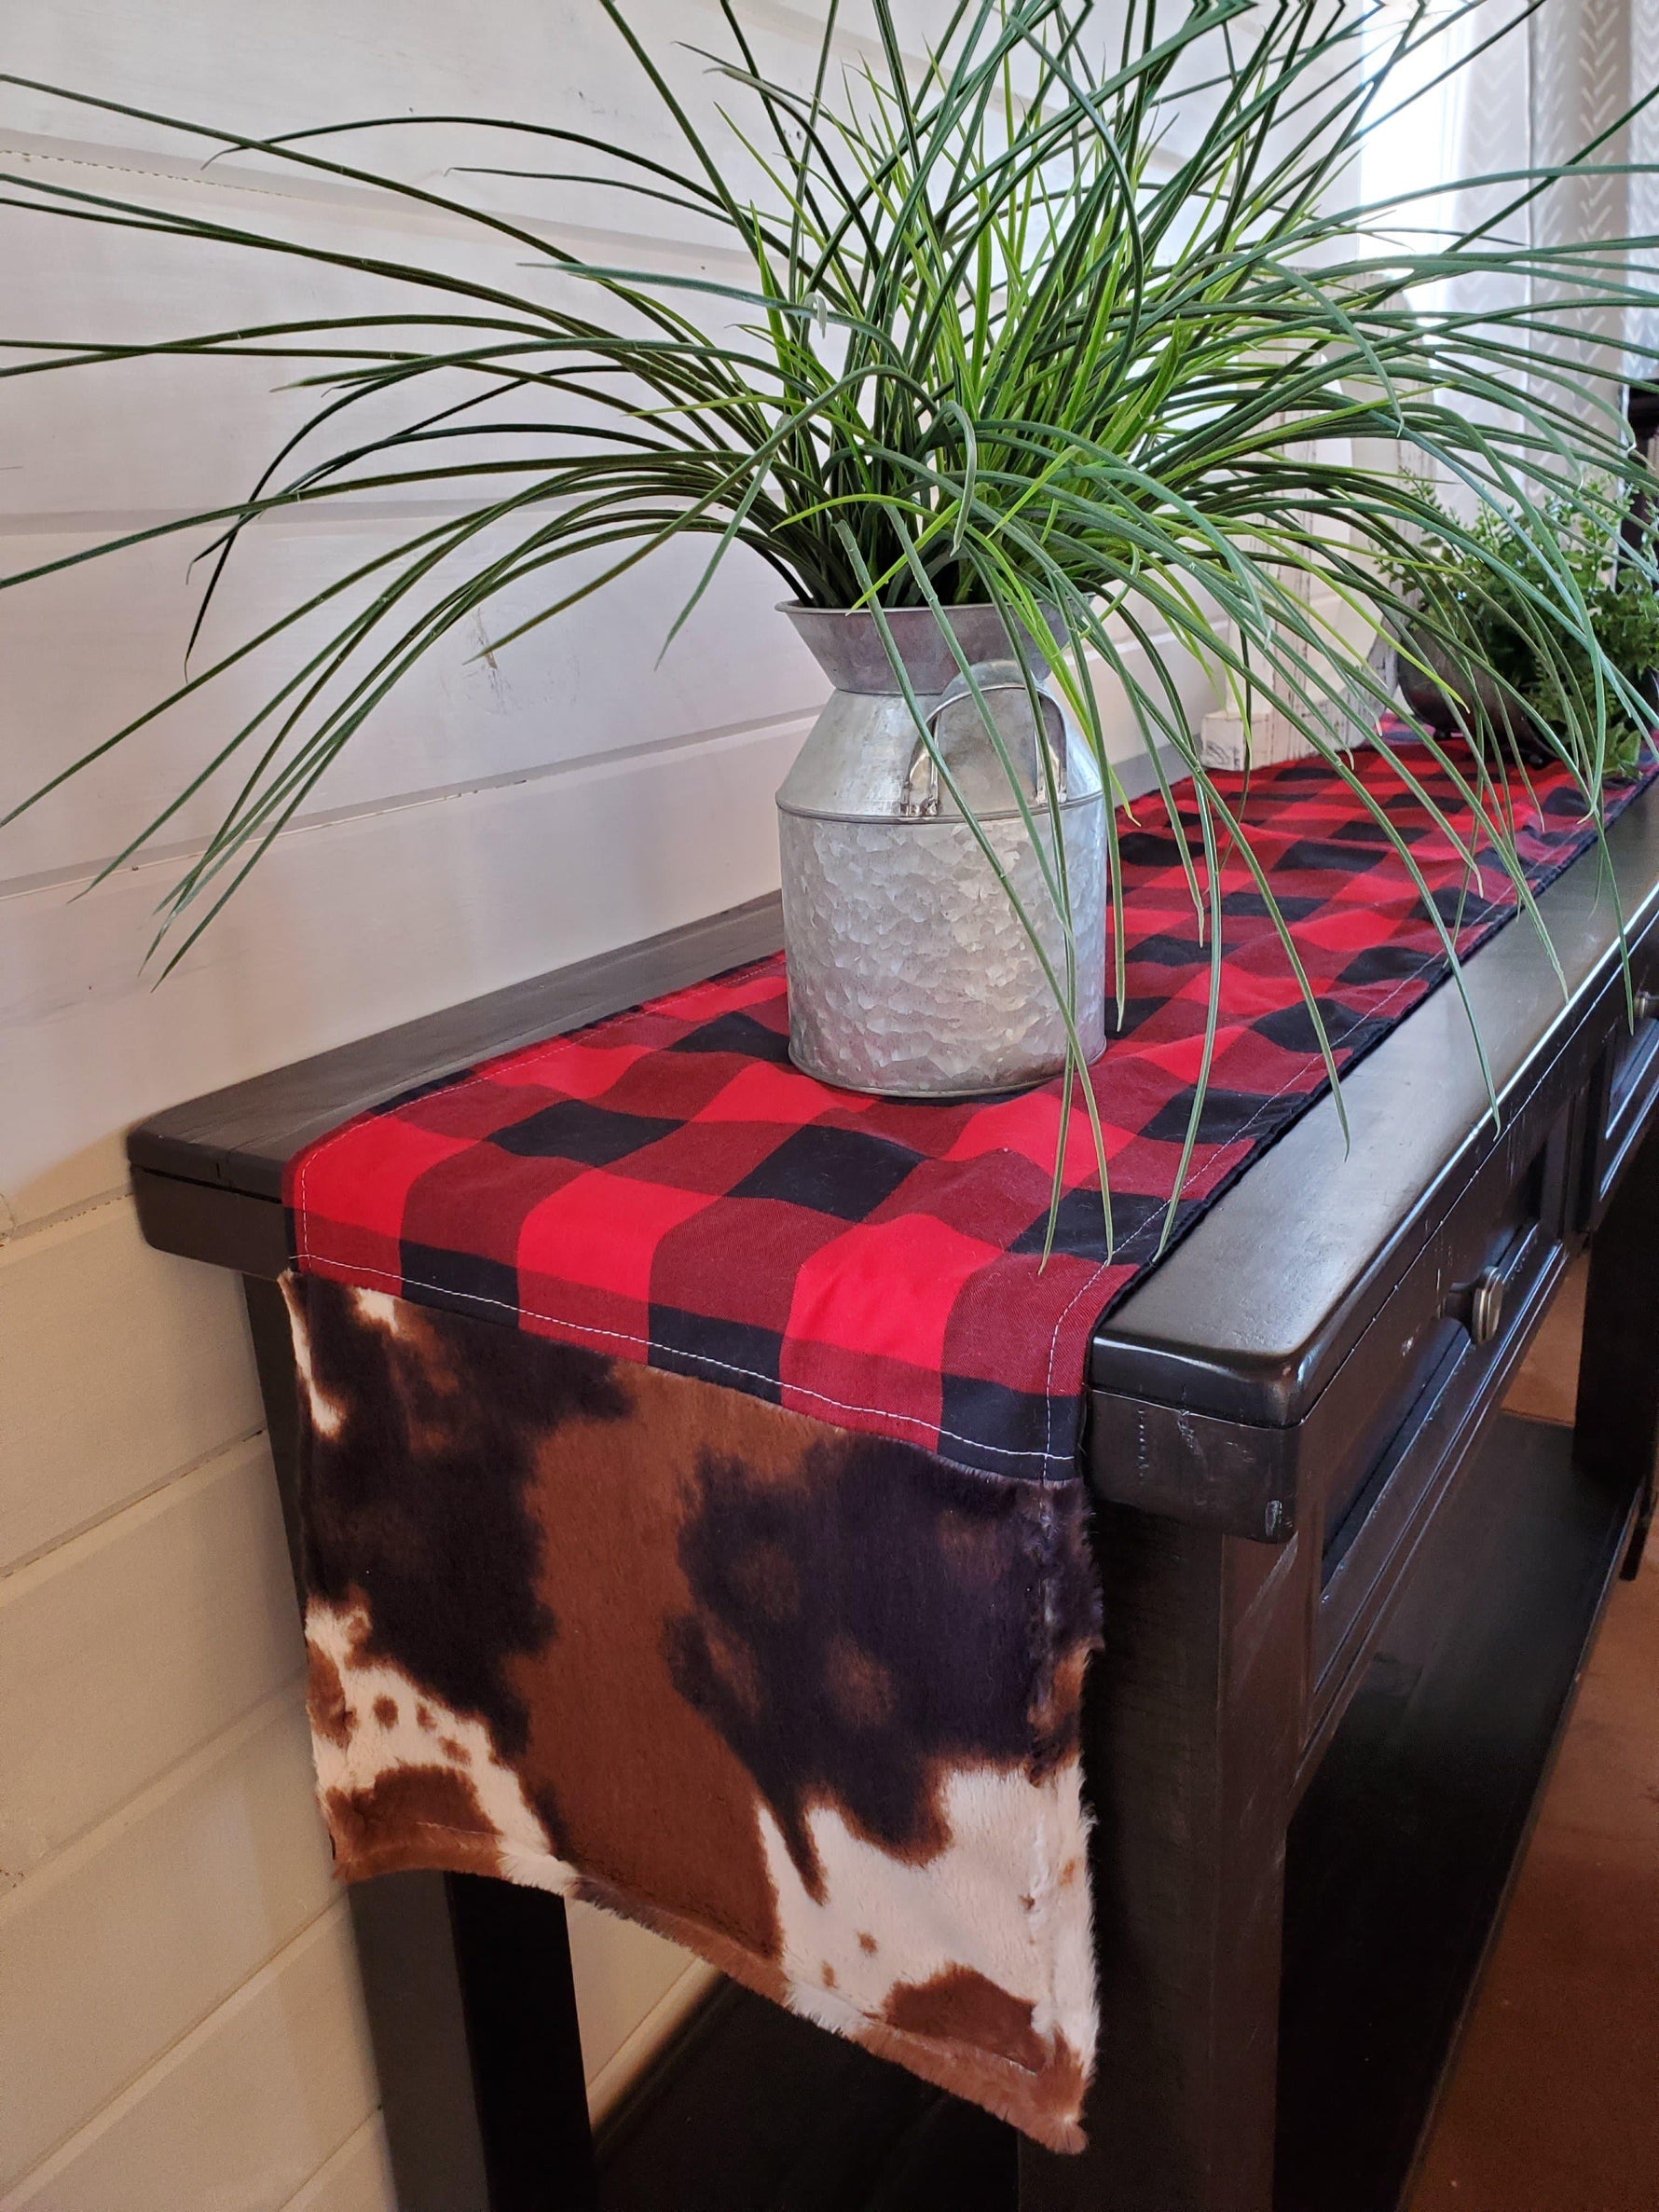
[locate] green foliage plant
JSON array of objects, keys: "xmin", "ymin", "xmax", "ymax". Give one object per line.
[
  {"xmin": 5, "ymin": 1, "xmax": 1659, "ymax": 1237},
  {"xmin": 1400, "ymin": 483, "xmax": 1659, "ymax": 778}
]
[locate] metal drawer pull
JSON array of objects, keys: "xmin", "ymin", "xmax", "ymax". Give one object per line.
[
  {"xmin": 1446, "ymin": 1267, "xmax": 1505, "ymax": 1346},
  {"xmin": 1634, "ymin": 988, "xmax": 1659, "ymax": 1024}
]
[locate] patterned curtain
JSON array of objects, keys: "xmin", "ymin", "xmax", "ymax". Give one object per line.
[
  {"xmin": 1197, "ymin": 1, "xmax": 1658, "ymax": 768},
  {"xmin": 1624, "ymin": 0, "xmax": 1659, "ymax": 373},
  {"xmin": 1448, "ymin": 0, "xmax": 1659, "ymax": 417}
]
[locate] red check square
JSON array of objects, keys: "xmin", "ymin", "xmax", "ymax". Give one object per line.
[
  {"xmin": 692, "ymin": 1059, "xmax": 857, "ymax": 1127},
  {"xmin": 779, "ymin": 1340, "xmax": 942, "ymax": 1447},
  {"xmin": 786, "ymin": 1213, "xmax": 1003, "ymax": 1369},
  {"xmin": 295, "ymin": 1116, "xmax": 473, "ymax": 1253},
  {"xmin": 518, "ymin": 1172, "xmax": 718, "ymax": 1300}
]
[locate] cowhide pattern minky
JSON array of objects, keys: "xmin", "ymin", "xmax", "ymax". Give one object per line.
[{"xmin": 283, "ymin": 1271, "xmax": 1103, "ymax": 2150}]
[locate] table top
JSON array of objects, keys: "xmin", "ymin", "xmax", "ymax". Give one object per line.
[{"xmin": 128, "ymin": 776, "xmax": 1659, "ymax": 1435}]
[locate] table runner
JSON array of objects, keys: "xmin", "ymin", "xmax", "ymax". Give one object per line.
[{"xmin": 281, "ymin": 742, "xmax": 1652, "ymax": 2151}]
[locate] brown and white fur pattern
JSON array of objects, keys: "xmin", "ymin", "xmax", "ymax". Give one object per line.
[{"xmin": 284, "ymin": 1273, "xmax": 1101, "ymax": 2150}]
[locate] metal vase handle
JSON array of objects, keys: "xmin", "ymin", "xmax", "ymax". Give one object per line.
[{"xmin": 899, "ymin": 658, "xmax": 1069, "ymax": 819}]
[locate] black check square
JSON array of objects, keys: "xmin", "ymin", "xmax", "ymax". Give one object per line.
[
  {"xmin": 1430, "ymin": 883, "xmax": 1502, "ymax": 928},
  {"xmin": 1140, "ymin": 1087, "xmax": 1274, "ymax": 1147},
  {"xmin": 1009, "ymin": 1186, "xmax": 1117, "ymax": 1261},
  {"xmin": 731, "ymin": 1124, "xmax": 923, "ymax": 1220},
  {"xmin": 1129, "ymin": 930, "xmax": 1209, "ymax": 969},
  {"xmin": 668, "ymin": 1010, "xmax": 791, "ymax": 1061},
  {"xmin": 1275, "ymin": 837, "xmax": 1366, "ymax": 875},
  {"xmin": 492, "ymin": 1098, "xmax": 679, "ymax": 1164},
  {"xmin": 1220, "ymin": 889, "xmax": 1323, "ymax": 923},
  {"xmin": 399, "ymin": 1242, "xmax": 519, "ymax": 1318},
  {"xmin": 1010, "ymin": 1186, "xmax": 1207, "ymax": 1262},
  {"xmin": 650, "ymin": 1306, "xmax": 784, "ymax": 1397},
  {"xmin": 939, "ymin": 1373, "xmax": 1054, "ymax": 1463},
  {"xmin": 1337, "ymin": 941, "xmax": 1436, "ymax": 988},
  {"xmin": 1253, "ymin": 998, "xmax": 1383, "ymax": 1055}
]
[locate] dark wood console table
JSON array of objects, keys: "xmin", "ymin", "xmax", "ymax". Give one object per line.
[{"xmin": 128, "ymin": 779, "xmax": 1659, "ymax": 2212}]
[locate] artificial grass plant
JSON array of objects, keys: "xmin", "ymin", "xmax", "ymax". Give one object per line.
[{"xmin": 3, "ymin": 0, "xmax": 1658, "ymax": 1235}]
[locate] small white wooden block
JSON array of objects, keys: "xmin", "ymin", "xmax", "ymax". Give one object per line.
[{"xmin": 1199, "ymin": 705, "xmax": 1321, "ymax": 770}]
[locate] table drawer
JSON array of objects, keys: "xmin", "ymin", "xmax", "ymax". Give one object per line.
[
  {"xmin": 1583, "ymin": 952, "xmax": 1659, "ymax": 1227},
  {"xmin": 1085, "ymin": 1098, "xmax": 1576, "ymax": 1548},
  {"xmin": 1317, "ymin": 1141, "xmax": 1552, "ymax": 1555},
  {"xmin": 1305, "ymin": 1121, "xmax": 1571, "ymax": 1759}
]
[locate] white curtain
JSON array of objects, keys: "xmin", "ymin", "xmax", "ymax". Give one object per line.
[
  {"xmin": 1623, "ymin": 0, "xmax": 1659, "ymax": 370},
  {"xmin": 1199, "ymin": 1, "xmax": 1659, "ymax": 766},
  {"xmin": 1443, "ymin": 0, "xmax": 1659, "ymax": 421}
]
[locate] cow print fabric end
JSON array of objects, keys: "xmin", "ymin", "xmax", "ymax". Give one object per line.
[{"xmin": 284, "ymin": 1272, "xmax": 1103, "ymax": 2153}]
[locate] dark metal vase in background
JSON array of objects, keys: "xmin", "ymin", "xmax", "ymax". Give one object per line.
[{"xmin": 1392, "ymin": 625, "xmax": 1557, "ymax": 765}]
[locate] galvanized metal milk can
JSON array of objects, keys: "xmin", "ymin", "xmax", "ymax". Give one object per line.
[{"xmin": 776, "ymin": 603, "xmax": 1108, "ymax": 1097}]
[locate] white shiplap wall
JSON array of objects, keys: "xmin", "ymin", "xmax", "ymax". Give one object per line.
[
  {"xmin": 0, "ymin": 7, "xmax": 814, "ymax": 2203},
  {"xmin": 0, "ymin": 7, "xmax": 1196, "ymax": 2205}
]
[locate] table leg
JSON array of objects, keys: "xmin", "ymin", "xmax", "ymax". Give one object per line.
[
  {"xmin": 1018, "ymin": 1506, "xmax": 1312, "ymax": 2212},
  {"xmin": 1575, "ymin": 1122, "xmax": 1659, "ymax": 1577},
  {"xmin": 241, "ymin": 1277, "xmax": 597, "ymax": 2212}
]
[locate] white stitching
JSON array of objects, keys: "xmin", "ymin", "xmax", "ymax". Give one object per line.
[
  {"xmin": 291, "ymin": 1248, "xmax": 1062, "ymax": 1467},
  {"xmin": 1027, "ymin": 765, "xmax": 1615, "ymax": 1458},
  {"xmin": 1032, "ymin": 769, "xmax": 1625, "ymax": 1462}
]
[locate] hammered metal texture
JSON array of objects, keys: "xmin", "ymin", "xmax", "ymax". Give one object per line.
[
  {"xmin": 778, "ymin": 606, "xmax": 1110, "ymax": 1097},
  {"xmin": 780, "ymin": 805, "xmax": 1107, "ymax": 1097}
]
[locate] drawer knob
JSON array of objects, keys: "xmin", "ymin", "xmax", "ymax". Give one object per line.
[
  {"xmin": 1635, "ymin": 988, "xmax": 1659, "ymax": 1024},
  {"xmin": 1447, "ymin": 1266, "xmax": 1506, "ymax": 1347}
]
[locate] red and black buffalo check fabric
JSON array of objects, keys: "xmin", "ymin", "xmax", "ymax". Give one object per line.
[{"xmin": 288, "ymin": 744, "xmax": 1653, "ymax": 1481}]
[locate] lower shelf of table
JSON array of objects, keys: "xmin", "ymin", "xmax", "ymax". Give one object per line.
[
  {"xmin": 592, "ymin": 1413, "xmax": 1637, "ymax": 2212},
  {"xmin": 1275, "ymin": 1412, "xmax": 1638, "ymax": 2212},
  {"xmin": 594, "ymin": 1977, "xmax": 1015, "ymax": 2210}
]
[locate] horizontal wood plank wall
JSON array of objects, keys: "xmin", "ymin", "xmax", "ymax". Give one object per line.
[
  {"xmin": 5, "ymin": 1903, "xmax": 379, "ymax": 2212},
  {"xmin": 0, "ymin": 6, "xmax": 1214, "ymax": 2204},
  {"xmin": 281, "ymin": 2122, "xmax": 399, "ymax": 2212}
]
